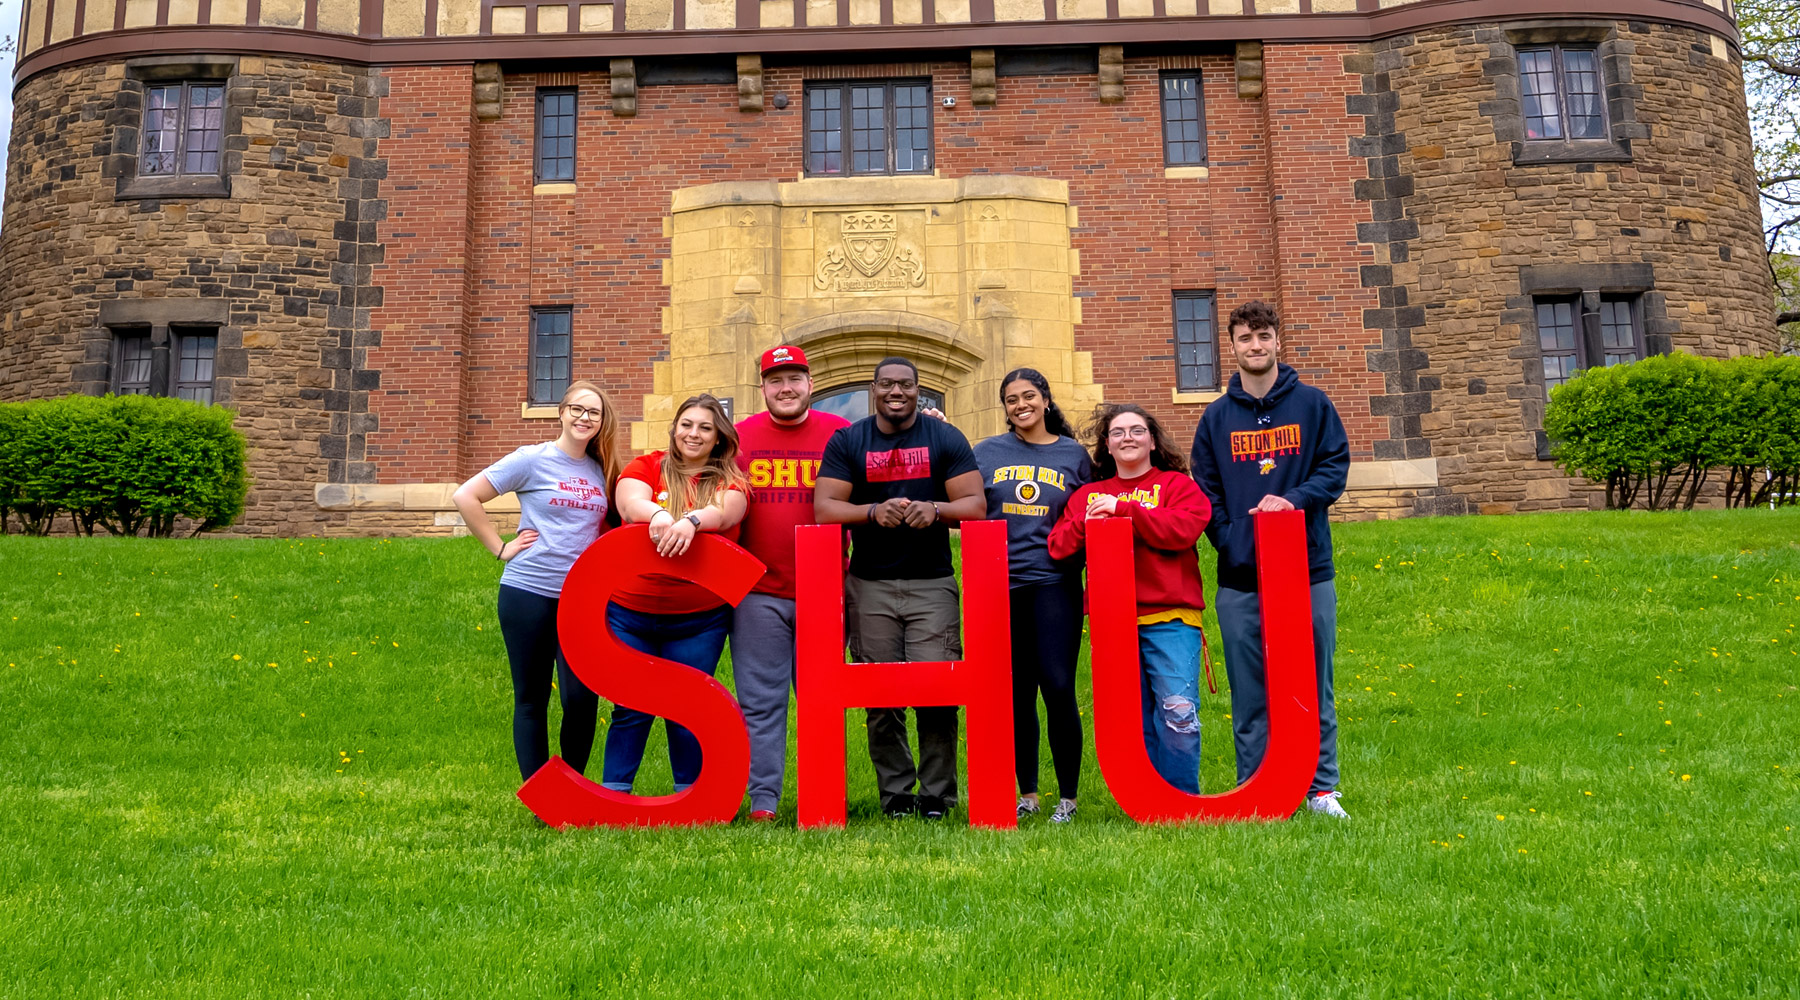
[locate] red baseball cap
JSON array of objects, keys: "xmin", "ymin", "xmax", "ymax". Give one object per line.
[{"xmin": 759, "ymin": 345, "xmax": 810, "ymax": 375}]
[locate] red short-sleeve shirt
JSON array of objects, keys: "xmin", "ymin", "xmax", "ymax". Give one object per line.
[{"xmin": 610, "ymin": 451, "xmax": 745, "ymax": 615}]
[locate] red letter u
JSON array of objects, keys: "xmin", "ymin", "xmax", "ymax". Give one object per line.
[{"xmin": 1086, "ymin": 510, "xmax": 1320, "ymax": 822}]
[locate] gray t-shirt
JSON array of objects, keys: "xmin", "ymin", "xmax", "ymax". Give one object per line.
[
  {"xmin": 481, "ymin": 442, "xmax": 610, "ymax": 598},
  {"xmin": 974, "ymin": 433, "xmax": 1092, "ymax": 587}
]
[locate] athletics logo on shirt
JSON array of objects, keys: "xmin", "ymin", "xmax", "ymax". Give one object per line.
[
  {"xmin": 1231, "ymin": 424, "xmax": 1303, "ymax": 463},
  {"xmin": 557, "ymin": 476, "xmax": 605, "ymax": 502},
  {"xmin": 866, "ymin": 446, "xmax": 930, "ymax": 483}
]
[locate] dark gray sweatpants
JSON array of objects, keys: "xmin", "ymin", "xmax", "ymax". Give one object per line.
[
  {"xmin": 728, "ymin": 592, "xmax": 799, "ymax": 815},
  {"xmin": 845, "ymin": 574, "xmax": 963, "ymax": 811},
  {"xmin": 1215, "ymin": 580, "xmax": 1340, "ymax": 794}
]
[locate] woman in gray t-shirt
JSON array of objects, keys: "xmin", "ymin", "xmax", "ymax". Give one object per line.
[
  {"xmin": 973, "ymin": 368, "xmax": 1092, "ymax": 825},
  {"xmin": 452, "ymin": 380, "xmax": 623, "ymax": 783}
]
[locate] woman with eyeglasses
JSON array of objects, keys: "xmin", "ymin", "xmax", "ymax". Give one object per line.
[
  {"xmin": 453, "ymin": 380, "xmax": 624, "ymax": 783},
  {"xmin": 600, "ymin": 393, "xmax": 750, "ymax": 795},
  {"xmin": 973, "ymin": 369, "xmax": 1092, "ymax": 824},
  {"xmin": 1048, "ymin": 403, "xmax": 1213, "ymax": 794}
]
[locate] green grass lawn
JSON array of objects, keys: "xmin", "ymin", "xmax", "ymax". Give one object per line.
[{"xmin": 2, "ymin": 509, "xmax": 1797, "ymax": 998}]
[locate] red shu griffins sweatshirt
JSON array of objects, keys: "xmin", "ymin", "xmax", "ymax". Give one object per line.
[{"xmin": 1047, "ymin": 468, "xmax": 1212, "ymax": 616}]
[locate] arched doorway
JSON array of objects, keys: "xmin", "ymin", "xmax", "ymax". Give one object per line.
[{"xmin": 812, "ymin": 381, "xmax": 947, "ymax": 423}]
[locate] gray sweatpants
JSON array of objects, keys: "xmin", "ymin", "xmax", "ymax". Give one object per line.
[
  {"xmin": 1215, "ymin": 580, "xmax": 1340, "ymax": 794},
  {"xmin": 728, "ymin": 592, "xmax": 798, "ymax": 815}
]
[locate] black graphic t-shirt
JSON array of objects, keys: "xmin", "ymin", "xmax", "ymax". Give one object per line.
[{"xmin": 818, "ymin": 415, "xmax": 980, "ymax": 581}]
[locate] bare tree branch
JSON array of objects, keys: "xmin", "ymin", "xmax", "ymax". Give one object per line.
[{"xmin": 1747, "ymin": 52, "xmax": 1800, "ymax": 76}]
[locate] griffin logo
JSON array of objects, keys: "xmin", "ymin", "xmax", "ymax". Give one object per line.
[{"xmin": 1259, "ymin": 458, "xmax": 1276, "ymax": 476}]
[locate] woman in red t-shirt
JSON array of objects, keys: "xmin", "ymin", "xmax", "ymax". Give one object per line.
[{"xmin": 599, "ymin": 394, "xmax": 750, "ymax": 795}]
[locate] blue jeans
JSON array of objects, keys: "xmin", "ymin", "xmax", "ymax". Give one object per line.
[
  {"xmin": 1139, "ymin": 620, "xmax": 1203, "ymax": 795},
  {"xmin": 600, "ymin": 602, "xmax": 732, "ymax": 793}
]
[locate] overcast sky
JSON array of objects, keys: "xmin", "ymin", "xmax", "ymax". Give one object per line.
[{"xmin": 1, "ymin": 0, "xmax": 20, "ymax": 213}]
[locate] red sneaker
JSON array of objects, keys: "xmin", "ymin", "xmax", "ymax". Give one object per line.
[{"xmin": 749, "ymin": 809, "xmax": 777, "ymax": 823}]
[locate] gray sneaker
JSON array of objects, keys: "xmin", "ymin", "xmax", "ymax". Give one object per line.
[
  {"xmin": 1016, "ymin": 797, "xmax": 1040, "ymax": 819},
  {"xmin": 1048, "ymin": 799, "xmax": 1077, "ymax": 824}
]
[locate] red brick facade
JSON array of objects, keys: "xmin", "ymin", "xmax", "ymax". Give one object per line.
[{"xmin": 370, "ymin": 49, "xmax": 1387, "ymax": 483}]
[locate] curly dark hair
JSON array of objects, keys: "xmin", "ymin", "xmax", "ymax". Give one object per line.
[
  {"xmin": 1086, "ymin": 403, "xmax": 1189, "ymax": 480},
  {"xmin": 1227, "ymin": 299, "xmax": 1280, "ymax": 337}
]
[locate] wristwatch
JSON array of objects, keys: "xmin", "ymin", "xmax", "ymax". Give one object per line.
[{"xmin": 685, "ymin": 512, "xmax": 703, "ymax": 529}]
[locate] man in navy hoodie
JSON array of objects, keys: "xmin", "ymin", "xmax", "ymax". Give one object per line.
[{"xmin": 1191, "ymin": 299, "xmax": 1352, "ymax": 819}]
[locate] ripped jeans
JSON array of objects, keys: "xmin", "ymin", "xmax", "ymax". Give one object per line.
[{"xmin": 1138, "ymin": 620, "xmax": 1203, "ymax": 794}]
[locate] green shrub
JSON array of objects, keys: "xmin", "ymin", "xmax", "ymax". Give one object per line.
[
  {"xmin": 1718, "ymin": 355, "xmax": 1800, "ymax": 508},
  {"xmin": 0, "ymin": 403, "xmax": 26, "ymax": 534},
  {"xmin": 111, "ymin": 394, "xmax": 248, "ymax": 535},
  {"xmin": 0, "ymin": 394, "xmax": 247, "ymax": 536},
  {"xmin": 1548, "ymin": 352, "xmax": 1800, "ymax": 510},
  {"xmin": 1545, "ymin": 362, "xmax": 1655, "ymax": 509}
]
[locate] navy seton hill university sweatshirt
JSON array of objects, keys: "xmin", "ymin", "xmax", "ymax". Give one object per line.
[{"xmin": 1190, "ymin": 364, "xmax": 1351, "ymax": 594}]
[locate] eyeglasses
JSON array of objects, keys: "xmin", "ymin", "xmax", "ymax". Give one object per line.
[
  {"xmin": 1107, "ymin": 425, "xmax": 1151, "ymax": 441},
  {"xmin": 874, "ymin": 379, "xmax": 918, "ymax": 392},
  {"xmin": 564, "ymin": 405, "xmax": 605, "ymax": 421}
]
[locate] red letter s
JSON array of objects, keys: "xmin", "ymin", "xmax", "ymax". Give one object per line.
[{"xmin": 516, "ymin": 526, "xmax": 764, "ymax": 827}]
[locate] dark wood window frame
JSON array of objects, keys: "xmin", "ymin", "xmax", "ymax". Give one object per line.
[
  {"xmin": 1484, "ymin": 22, "xmax": 1645, "ymax": 166},
  {"xmin": 1532, "ymin": 291, "xmax": 1648, "ymax": 401},
  {"xmin": 114, "ymin": 56, "xmax": 241, "ymax": 201},
  {"xmin": 1516, "ymin": 44, "xmax": 1608, "ymax": 143},
  {"xmin": 1159, "ymin": 71, "xmax": 1208, "ymax": 167},
  {"xmin": 534, "ymin": 87, "xmax": 578, "ymax": 184},
  {"xmin": 1516, "ymin": 262, "xmax": 1672, "ymax": 460},
  {"xmin": 141, "ymin": 81, "xmax": 227, "ymax": 178},
  {"xmin": 803, "ymin": 79, "xmax": 934, "ymax": 178},
  {"xmin": 1172, "ymin": 290, "xmax": 1219, "ymax": 392},
  {"xmin": 109, "ymin": 325, "xmax": 220, "ymax": 404},
  {"xmin": 529, "ymin": 307, "xmax": 575, "ymax": 406}
]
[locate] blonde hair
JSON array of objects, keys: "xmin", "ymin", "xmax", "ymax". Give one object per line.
[
  {"xmin": 660, "ymin": 394, "xmax": 748, "ymax": 518},
  {"xmin": 560, "ymin": 380, "xmax": 624, "ymax": 513}
]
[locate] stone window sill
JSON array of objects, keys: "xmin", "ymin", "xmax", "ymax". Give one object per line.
[
  {"xmin": 1513, "ymin": 140, "xmax": 1631, "ymax": 165},
  {"xmin": 533, "ymin": 182, "xmax": 577, "ymax": 196},
  {"xmin": 1163, "ymin": 166, "xmax": 1209, "ymax": 180},
  {"xmin": 117, "ymin": 174, "xmax": 231, "ymax": 201},
  {"xmin": 522, "ymin": 403, "xmax": 561, "ymax": 419},
  {"xmin": 1172, "ymin": 388, "xmax": 1222, "ymax": 405}
]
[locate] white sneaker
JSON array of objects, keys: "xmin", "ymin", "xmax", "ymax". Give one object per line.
[
  {"xmin": 1306, "ymin": 790, "xmax": 1350, "ymax": 820},
  {"xmin": 1049, "ymin": 798, "xmax": 1078, "ymax": 824}
]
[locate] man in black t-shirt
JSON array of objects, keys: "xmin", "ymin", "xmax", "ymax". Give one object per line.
[{"xmin": 815, "ymin": 357, "xmax": 987, "ymax": 820}]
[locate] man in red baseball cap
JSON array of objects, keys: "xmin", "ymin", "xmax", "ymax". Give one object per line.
[{"xmin": 729, "ymin": 345, "xmax": 850, "ymax": 822}]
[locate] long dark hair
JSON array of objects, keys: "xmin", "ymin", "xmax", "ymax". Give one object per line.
[
  {"xmin": 1087, "ymin": 403, "xmax": 1189, "ymax": 481},
  {"xmin": 999, "ymin": 367, "xmax": 1074, "ymax": 439},
  {"xmin": 660, "ymin": 393, "xmax": 749, "ymax": 519}
]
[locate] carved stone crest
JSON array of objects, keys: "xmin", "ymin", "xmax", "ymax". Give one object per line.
[{"xmin": 815, "ymin": 210, "xmax": 927, "ymax": 292}]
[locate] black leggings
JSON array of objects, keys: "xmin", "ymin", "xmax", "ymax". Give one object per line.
[
  {"xmin": 1010, "ymin": 576, "xmax": 1085, "ymax": 798},
  {"xmin": 497, "ymin": 584, "xmax": 600, "ymax": 781}
]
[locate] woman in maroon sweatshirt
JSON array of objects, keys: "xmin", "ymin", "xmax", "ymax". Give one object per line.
[{"xmin": 1049, "ymin": 403, "xmax": 1213, "ymax": 794}]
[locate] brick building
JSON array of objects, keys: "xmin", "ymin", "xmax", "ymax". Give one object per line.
[{"xmin": 0, "ymin": 0, "xmax": 1776, "ymax": 533}]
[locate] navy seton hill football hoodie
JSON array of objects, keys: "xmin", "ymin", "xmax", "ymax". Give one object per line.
[{"xmin": 1190, "ymin": 363, "xmax": 1351, "ymax": 594}]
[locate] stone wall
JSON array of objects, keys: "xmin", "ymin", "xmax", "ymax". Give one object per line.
[
  {"xmin": 1367, "ymin": 21, "xmax": 1776, "ymax": 514},
  {"xmin": 0, "ymin": 55, "xmax": 388, "ymax": 534}
]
